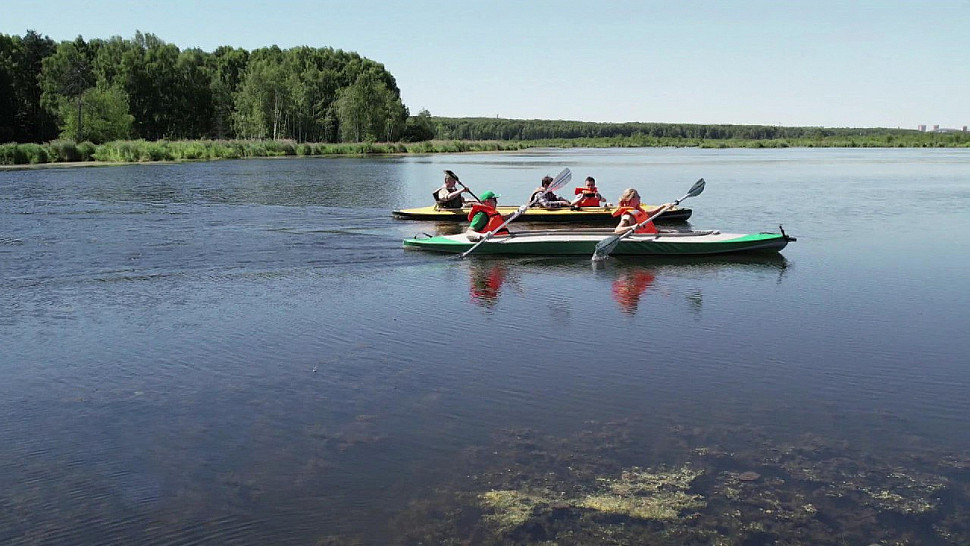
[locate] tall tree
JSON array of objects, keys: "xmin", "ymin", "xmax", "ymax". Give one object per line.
[
  {"xmin": 1, "ymin": 31, "xmax": 58, "ymax": 142},
  {"xmin": 56, "ymin": 85, "xmax": 133, "ymax": 143},
  {"xmin": 0, "ymin": 34, "xmax": 17, "ymax": 141},
  {"xmin": 40, "ymin": 37, "xmax": 95, "ymax": 141},
  {"xmin": 208, "ymin": 46, "xmax": 249, "ymax": 138},
  {"xmin": 334, "ymin": 71, "xmax": 406, "ymax": 142},
  {"xmin": 232, "ymin": 59, "xmax": 288, "ymax": 139},
  {"xmin": 174, "ymin": 48, "xmax": 214, "ymax": 138}
]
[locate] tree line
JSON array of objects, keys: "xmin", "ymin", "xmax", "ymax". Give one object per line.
[
  {"xmin": 427, "ymin": 117, "xmax": 951, "ymax": 142},
  {"xmin": 2, "ymin": 29, "xmax": 965, "ymax": 153},
  {"xmin": 0, "ymin": 30, "xmax": 432, "ymax": 145}
]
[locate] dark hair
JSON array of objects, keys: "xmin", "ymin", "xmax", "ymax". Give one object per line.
[
  {"xmin": 541, "ymin": 175, "xmax": 553, "ymax": 187},
  {"xmin": 586, "ymin": 176, "xmax": 595, "ymax": 183}
]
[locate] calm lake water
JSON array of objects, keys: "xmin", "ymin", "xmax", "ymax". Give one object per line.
[{"xmin": 2, "ymin": 148, "xmax": 970, "ymax": 544}]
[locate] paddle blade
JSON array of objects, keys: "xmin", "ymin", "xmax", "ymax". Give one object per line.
[
  {"xmin": 686, "ymin": 178, "xmax": 705, "ymax": 199},
  {"xmin": 592, "ymin": 234, "xmax": 622, "ymax": 261},
  {"xmin": 549, "ymin": 168, "xmax": 572, "ymax": 191}
]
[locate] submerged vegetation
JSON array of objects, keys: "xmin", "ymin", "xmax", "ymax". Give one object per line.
[{"xmin": 383, "ymin": 421, "xmax": 970, "ymax": 545}]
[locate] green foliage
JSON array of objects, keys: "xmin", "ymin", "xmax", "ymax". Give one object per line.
[
  {"xmin": 18, "ymin": 142, "xmax": 50, "ymax": 163},
  {"xmin": 40, "ymin": 38, "xmax": 94, "ymax": 113},
  {"xmin": 5, "ymin": 31, "xmax": 409, "ymax": 145},
  {"xmin": 0, "ymin": 143, "xmax": 28, "ymax": 164},
  {"xmin": 5, "ymin": 29, "xmax": 970, "ymax": 155},
  {"xmin": 56, "ymin": 86, "xmax": 133, "ymax": 143},
  {"xmin": 334, "ymin": 71, "xmax": 407, "ymax": 142},
  {"xmin": 76, "ymin": 140, "xmax": 96, "ymax": 160},
  {"xmin": 1, "ymin": 131, "xmax": 968, "ymax": 167},
  {"xmin": 48, "ymin": 139, "xmax": 80, "ymax": 161},
  {"xmin": 231, "ymin": 45, "xmax": 406, "ymax": 143},
  {"xmin": 0, "ymin": 31, "xmax": 59, "ymax": 143},
  {"xmin": 231, "ymin": 59, "xmax": 285, "ymax": 139},
  {"xmin": 208, "ymin": 46, "xmax": 249, "ymax": 138},
  {"xmin": 428, "ymin": 116, "xmax": 970, "ymax": 147},
  {"xmin": 403, "ymin": 109, "xmax": 435, "ymax": 142},
  {"xmin": 0, "ymin": 34, "xmax": 18, "ymax": 142}
]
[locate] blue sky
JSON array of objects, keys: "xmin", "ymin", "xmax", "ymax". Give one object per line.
[{"xmin": 3, "ymin": 0, "xmax": 968, "ymax": 129}]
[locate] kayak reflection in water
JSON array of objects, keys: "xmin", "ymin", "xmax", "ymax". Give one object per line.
[
  {"xmin": 469, "ymin": 263, "xmax": 508, "ymax": 307},
  {"xmin": 611, "ymin": 269, "xmax": 656, "ymax": 315}
]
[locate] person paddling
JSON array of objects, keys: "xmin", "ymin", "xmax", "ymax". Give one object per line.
[
  {"xmin": 570, "ymin": 176, "xmax": 609, "ymax": 209},
  {"xmin": 612, "ymin": 188, "xmax": 670, "ymax": 234},
  {"xmin": 434, "ymin": 170, "xmax": 473, "ymax": 210},
  {"xmin": 530, "ymin": 175, "xmax": 572, "ymax": 208},
  {"xmin": 466, "ymin": 190, "xmax": 511, "ymax": 241}
]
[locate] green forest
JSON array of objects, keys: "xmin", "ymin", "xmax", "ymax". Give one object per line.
[
  {"xmin": 0, "ymin": 30, "xmax": 420, "ymax": 145},
  {"xmin": 1, "ymin": 30, "xmax": 968, "ymax": 166}
]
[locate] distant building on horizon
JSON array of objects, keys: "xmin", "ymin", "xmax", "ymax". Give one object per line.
[{"xmin": 917, "ymin": 124, "xmax": 967, "ymax": 132}]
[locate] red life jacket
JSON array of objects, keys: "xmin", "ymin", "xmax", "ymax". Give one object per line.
[
  {"xmin": 573, "ymin": 186, "xmax": 602, "ymax": 207},
  {"xmin": 467, "ymin": 204, "xmax": 510, "ymax": 235},
  {"xmin": 612, "ymin": 206, "xmax": 658, "ymax": 234}
]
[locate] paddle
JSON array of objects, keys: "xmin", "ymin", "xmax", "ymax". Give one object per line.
[
  {"xmin": 591, "ymin": 178, "xmax": 705, "ymax": 262},
  {"xmin": 446, "ymin": 170, "xmax": 481, "ymax": 203},
  {"xmin": 458, "ymin": 168, "xmax": 572, "ymax": 259}
]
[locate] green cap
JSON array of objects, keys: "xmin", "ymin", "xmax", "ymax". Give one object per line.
[{"xmin": 480, "ymin": 190, "xmax": 500, "ymax": 200}]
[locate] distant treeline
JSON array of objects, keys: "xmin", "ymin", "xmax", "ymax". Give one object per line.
[
  {"xmin": 0, "ymin": 30, "xmax": 428, "ymax": 145},
  {"xmin": 429, "ymin": 117, "xmax": 970, "ymax": 146}
]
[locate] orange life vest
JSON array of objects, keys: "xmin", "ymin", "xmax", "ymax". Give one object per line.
[
  {"xmin": 612, "ymin": 206, "xmax": 658, "ymax": 234},
  {"xmin": 467, "ymin": 204, "xmax": 510, "ymax": 235},
  {"xmin": 573, "ymin": 186, "xmax": 602, "ymax": 207}
]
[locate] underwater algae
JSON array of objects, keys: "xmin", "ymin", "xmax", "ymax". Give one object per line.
[
  {"xmin": 480, "ymin": 464, "xmax": 705, "ymax": 530},
  {"xmin": 391, "ymin": 421, "xmax": 970, "ymax": 545}
]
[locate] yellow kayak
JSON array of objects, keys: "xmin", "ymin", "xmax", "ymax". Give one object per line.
[{"xmin": 391, "ymin": 205, "xmax": 692, "ymax": 224}]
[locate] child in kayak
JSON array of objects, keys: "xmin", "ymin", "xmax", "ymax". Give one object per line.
[
  {"xmin": 613, "ymin": 188, "xmax": 670, "ymax": 234},
  {"xmin": 570, "ymin": 176, "xmax": 609, "ymax": 209},
  {"xmin": 529, "ymin": 175, "xmax": 572, "ymax": 208},
  {"xmin": 466, "ymin": 190, "xmax": 512, "ymax": 241}
]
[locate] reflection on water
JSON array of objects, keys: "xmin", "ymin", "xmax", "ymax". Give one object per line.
[
  {"xmin": 468, "ymin": 262, "xmax": 509, "ymax": 308},
  {"xmin": 433, "ymin": 221, "xmax": 466, "ymax": 236},
  {"xmin": 460, "ymin": 253, "xmax": 791, "ymax": 315},
  {"xmin": 611, "ymin": 269, "xmax": 656, "ymax": 315}
]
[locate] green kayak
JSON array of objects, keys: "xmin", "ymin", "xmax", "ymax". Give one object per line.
[{"xmin": 404, "ymin": 228, "xmax": 794, "ymax": 256}]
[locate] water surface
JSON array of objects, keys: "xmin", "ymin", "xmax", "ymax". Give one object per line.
[{"xmin": 2, "ymin": 148, "xmax": 970, "ymax": 544}]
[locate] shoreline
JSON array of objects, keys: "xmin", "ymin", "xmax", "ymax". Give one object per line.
[{"xmin": 3, "ymin": 139, "xmax": 968, "ymax": 171}]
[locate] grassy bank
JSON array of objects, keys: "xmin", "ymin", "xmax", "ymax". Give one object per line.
[
  {"xmin": 0, "ymin": 139, "xmax": 539, "ymax": 166},
  {"xmin": 2, "ymin": 133, "xmax": 968, "ymax": 166}
]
